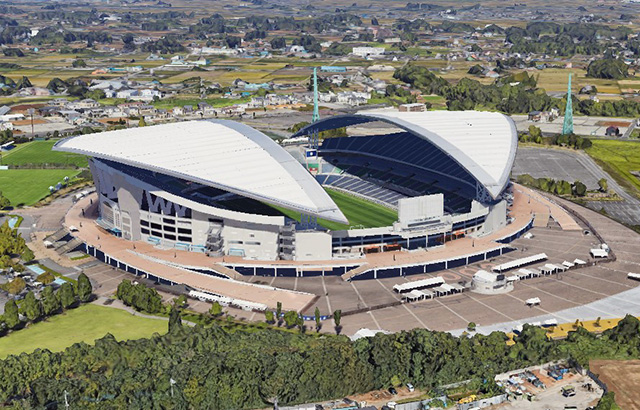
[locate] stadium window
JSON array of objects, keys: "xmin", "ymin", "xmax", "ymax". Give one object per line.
[
  {"xmin": 178, "ymin": 228, "xmax": 192, "ymax": 234},
  {"xmin": 163, "ymin": 218, "xmax": 175, "ymax": 225},
  {"xmin": 140, "ymin": 220, "xmax": 149, "ymax": 227},
  {"xmin": 246, "ymin": 241, "xmax": 261, "ymax": 246},
  {"xmin": 164, "ymin": 225, "xmax": 176, "ymax": 232},
  {"xmin": 141, "ymin": 228, "xmax": 150, "ymax": 235},
  {"xmin": 151, "ymin": 223, "xmax": 162, "ymax": 230},
  {"xmin": 164, "ymin": 234, "xmax": 176, "ymax": 241},
  {"xmin": 178, "ymin": 236, "xmax": 192, "ymax": 242},
  {"xmin": 228, "ymin": 240, "xmax": 243, "ymax": 244},
  {"xmin": 152, "ymin": 230, "xmax": 162, "ymax": 237}
]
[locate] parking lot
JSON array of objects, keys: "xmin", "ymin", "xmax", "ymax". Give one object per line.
[
  {"xmin": 513, "ymin": 146, "xmax": 640, "ymax": 226},
  {"xmin": 29, "ymin": 192, "xmax": 640, "ymax": 337}
]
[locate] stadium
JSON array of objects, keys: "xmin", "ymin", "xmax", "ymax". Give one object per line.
[{"xmin": 55, "ymin": 109, "xmax": 526, "ymax": 286}]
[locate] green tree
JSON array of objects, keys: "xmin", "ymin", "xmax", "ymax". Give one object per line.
[
  {"xmin": 77, "ymin": 272, "xmax": 92, "ymax": 303},
  {"xmin": 174, "ymin": 294, "xmax": 187, "ymax": 307},
  {"xmin": 333, "ymin": 309, "xmax": 342, "ymax": 328},
  {"xmin": 22, "ymin": 291, "xmax": 43, "ymax": 322},
  {"xmin": 3, "ymin": 277, "xmax": 26, "ymax": 295},
  {"xmin": 528, "ymin": 125, "xmax": 542, "ymax": 142},
  {"xmin": 573, "ymin": 181, "xmax": 587, "ymax": 197},
  {"xmin": 270, "ymin": 37, "xmax": 286, "ymax": 49},
  {"xmin": 276, "ymin": 301, "xmax": 282, "ymax": 324},
  {"xmin": 58, "ymin": 282, "xmax": 76, "ymax": 309},
  {"xmin": 168, "ymin": 306, "xmax": 182, "ymax": 333},
  {"xmin": 3, "ymin": 299, "xmax": 20, "ymax": 329},
  {"xmin": 283, "ymin": 310, "xmax": 298, "ymax": 328},
  {"xmin": 314, "ymin": 307, "xmax": 321, "ymax": 331},
  {"xmin": 209, "ymin": 301, "xmax": 222, "ymax": 317},
  {"xmin": 264, "ymin": 310, "xmax": 274, "ymax": 324},
  {"xmin": 72, "ymin": 59, "xmax": 87, "ymax": 68},
  {"xmin": 594, "ymin": 392, "xmax": 619, "ymax": 410},
  {"xmin": 139, "ymin": 117, "xmax": 147, "ymax": 127},
  {"xmin": 21, "ymin": 247, "xmax": 35, "ymax": 263},
  {"xmin": 598, "ymin": 178, "xmax": 608, "ymax": 192},
  {"xmin": 467, "ymin": 322, "xmax": 476, "ymax": 331},
  {"xmin": 41, "ymin": 286, "xmax": 60, "ymax": 316}
]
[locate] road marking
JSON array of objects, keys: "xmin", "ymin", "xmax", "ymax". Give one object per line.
[
  {"xmin": 400, "ymin": 303, "xmax": 430, "ymax": 329},
  {"xmin": 321, "ymin": 276, "xmax": 332, "ymax": 313},
  {"xmin": 466, "ymin": 294, "xmax": 515, "ymax": 321},
  {"xmin": 433, "ymin": 298, "xmax": 469, "ymax": 324},
  {"xmin": 350, "ymin": 281, "xmax": 368, "ymax": 308},
  {"xmin": 368, "ymin": 311, "xmax": 382, "ymax": 329}
]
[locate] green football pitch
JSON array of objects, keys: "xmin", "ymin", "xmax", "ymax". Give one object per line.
[
  {"xmin": 1, "ymin": 140, "xmax": 87, "ymax": 167},
  {"xmin": 272, "ymin": 187, "xmax": 398, "ymax": 230},
  {"xmin": 0, "ymin": 304, "xmax": 167, "ymax": 359},
  {"xmin": 0, "ymin": 169, "xmax": 80, "ymax": 206}
]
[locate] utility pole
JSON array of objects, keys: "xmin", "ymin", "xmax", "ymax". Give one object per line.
[
  {"xmin": 28, "ymin": 108, "xmax": 35, "ymax": 137},
  {"xmin": 64, "ymin": 390, "xmax": 70, "ymax": 410}
]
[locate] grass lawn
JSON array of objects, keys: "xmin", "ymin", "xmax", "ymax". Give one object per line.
[
  {"xmin": 272, "ymin": 188, "xmax": 398, "ymax": 230},
  {"xmin": 586, "ymin": 140, "xmax": 640, "ymax": 197},
  {"xmin": 0, "ymin": 169, "xmax": 80, "ymax": 206},
  {"xmin": 1, "ymin": 140, "xmax": 88, "ymax": 167},
  {"xmin": 0, "ymin": 304, "xmax": 167, "ymax": 359}
]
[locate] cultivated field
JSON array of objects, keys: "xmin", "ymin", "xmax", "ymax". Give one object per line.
[
  {"xmin": 0, "ymin": 169, "xmax": 81, "ymax": 206},
  {"xmin": 0, "ymin": 304, "xmax": 167, "ymax": 359},
  {"xmin": 1, "ymin": 140, "xmax": 87, "ymax": 167},
  {"xmin": 590, "ymin": 360, "xmax": 640, "ymax": 410},
  {"xmin": 586, "ymin": 140, "xmax": 640, "ymax": 196}
]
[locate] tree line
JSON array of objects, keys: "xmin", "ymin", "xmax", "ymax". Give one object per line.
[
  {"xmin": 0, "ymin": 273, "xmax": 92, "ymax": 335},
  {"xmin": 0, "ymin": 298, "xmax": 638, "ymax": 409},
  {"xmin": 394, "ymin": 64, "xmax": 640, "ymax": 118}
]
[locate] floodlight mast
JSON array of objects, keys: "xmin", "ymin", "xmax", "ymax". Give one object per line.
[{"xmin": 562, "ymin": 73, "xmax": 574, "ymax": 135}]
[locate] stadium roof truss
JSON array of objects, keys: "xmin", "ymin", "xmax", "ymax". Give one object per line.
[
  {"xmin": 54, "ymin": 120, "xmax": 348, "ymax": 224},
  {"xmin": 292, "ymin": 110, "xmax": 518, "ymax": 200}
]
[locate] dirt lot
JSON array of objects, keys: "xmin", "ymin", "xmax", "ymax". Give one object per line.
[
  {"xmin": 590, "ymin": 360, "xmax": 640, "ymax": 410},
  {"xmin": 498, "ymin": 373, "xmax": 602, "ymax": 410}
]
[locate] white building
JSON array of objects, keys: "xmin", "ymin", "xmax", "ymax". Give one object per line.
[{"xmin": 352, "ymin": 47, "xmax": 386, "ymax": 58}]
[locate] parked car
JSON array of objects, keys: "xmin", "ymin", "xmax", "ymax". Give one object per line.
[
  {"xmin": 388, "ymin": 387, "xmax": 398, "ymax": 395},
  {"xmin": 406, "ymin": 383, "xmax": 415, "ymax": 392}
]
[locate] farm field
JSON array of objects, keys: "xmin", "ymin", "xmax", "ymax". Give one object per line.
[
  {"xmin": 586, "ymin": 139, "xmax": 640, "ymax": 197},
  {"xmin": 589, "ymin": 360, "xmax": 639, "ymax": 410},
  {"xmin": 0, "ymin": 169, "xmax": 81, "ymax": 206},
  {"xmin": 0, "ymin": 304, "xmax": 167, "ymax": 359},
  {"xmin": 1, "ymin": 140, "xmax": 88, "ymax": 167}
]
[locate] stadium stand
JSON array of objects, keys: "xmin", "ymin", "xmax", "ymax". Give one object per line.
[
  {"xmin": 316, "ymin": 174, "xmax": 407, "ymax": 208},
  {"xmin": 319, "ymin": 132, "xmax": 477, "ymax": 213}
]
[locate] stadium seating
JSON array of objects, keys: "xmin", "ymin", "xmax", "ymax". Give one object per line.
[
  {"xmin": 316, "ymin": 174, "xmax": 407, "ymax": 207},
  {"xmin": 320, "ymin": 132, "xmax": 478, "ymax": 213}
]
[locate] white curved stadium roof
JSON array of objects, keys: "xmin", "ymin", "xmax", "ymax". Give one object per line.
[
  {"xmin": 294, "ymin": 109, "xmax": 518, "ymax": 199},
  {"xmin": 54, "ymin": 120, "xmax": 348, "ymax": 224}
]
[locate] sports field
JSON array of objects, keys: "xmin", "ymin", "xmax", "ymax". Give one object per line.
[
  {"xmin": 586, "ymin": 140, "xmax": 640, "ymax": 196},
  {"xmin": 0, "ymin": 169, "xmax": 80, "ymax": 206},
  {"xmin": 269, "ymin": 187, "xmax": 398, "ymax": 230},
  {"xmin": 1, "ymin": 140, "xmax": 88, "ymax": 167},
  {"xmin": 325, "ymin": 188, "xmax": 398, "ymax": 228},
  {"xmin": 0, "ymin": 304, "xmax": 167, "ymax": 359}
]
